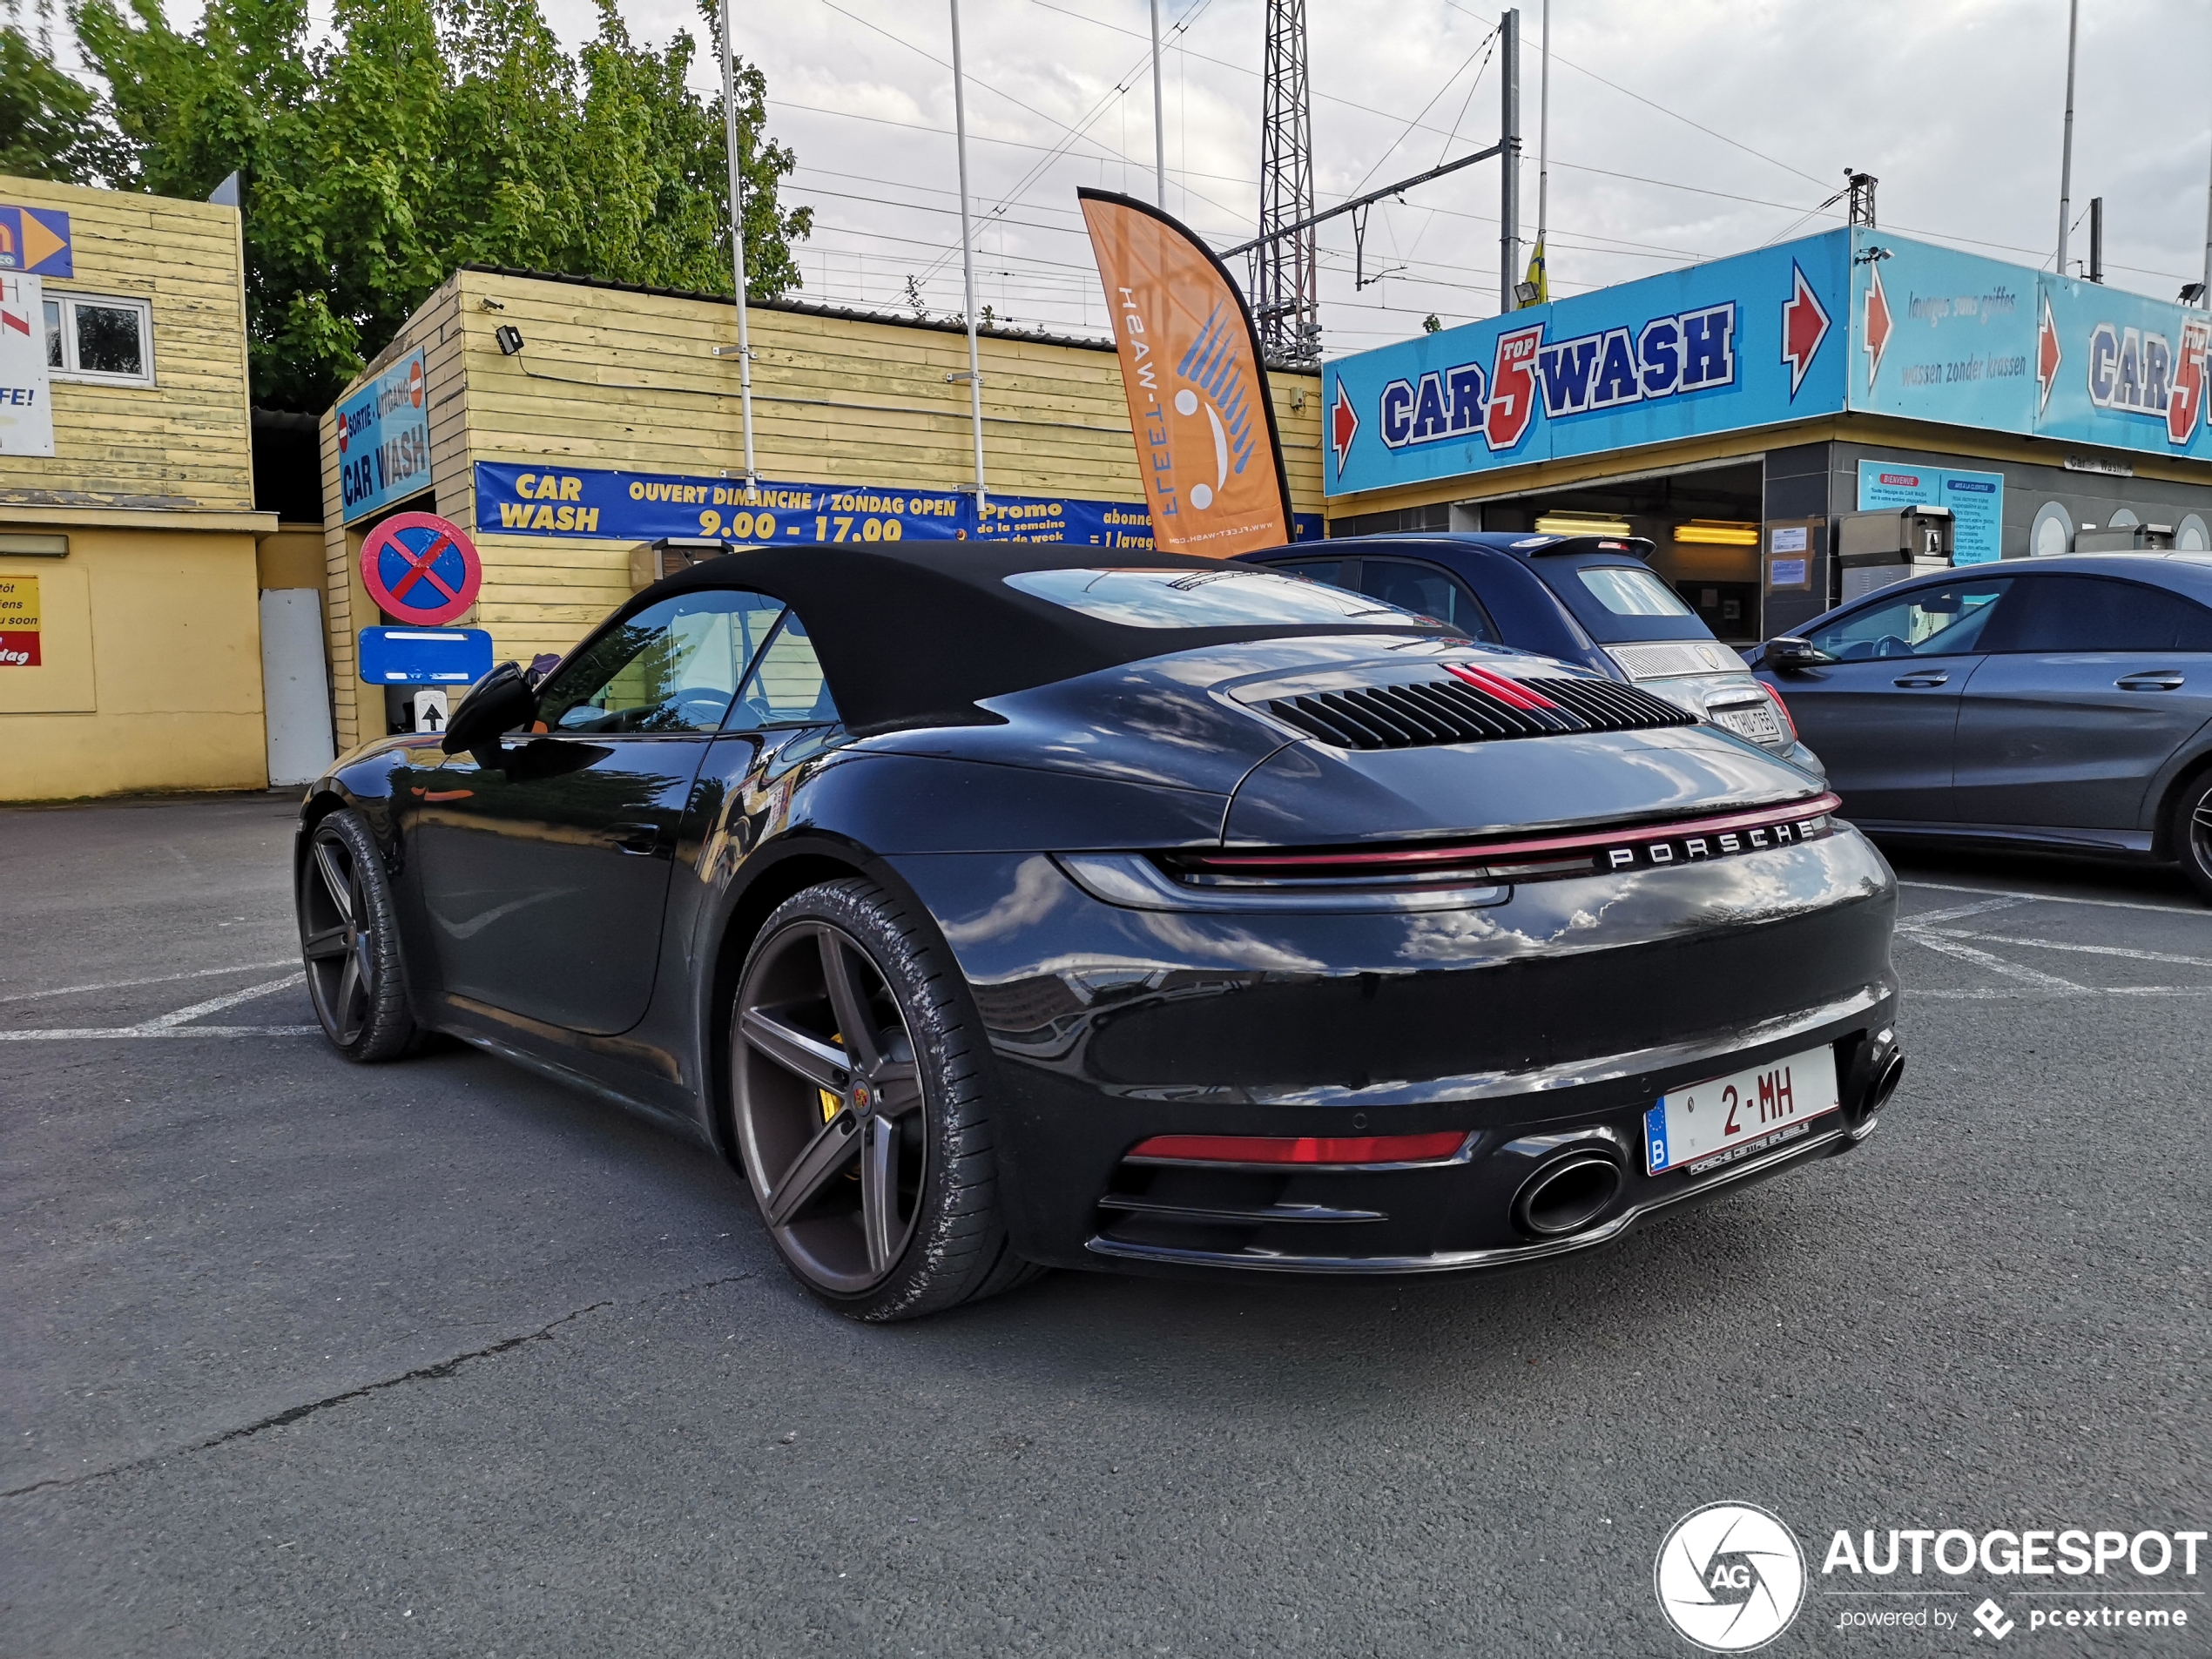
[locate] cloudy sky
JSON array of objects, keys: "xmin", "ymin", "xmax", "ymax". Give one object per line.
[{"xmin": 189, "ymin": 0, "xmax": 2212, "ymax": 355}]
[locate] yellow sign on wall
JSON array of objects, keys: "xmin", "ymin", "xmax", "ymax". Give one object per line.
[{"xmin": 0, "ymin": 571, "xmax": 37, "ymax": 665}]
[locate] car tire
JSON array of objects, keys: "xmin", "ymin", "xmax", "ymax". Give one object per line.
[
  {"xmin": 2171, "ymin": 771, "xmax": 2212, "ymax": 905},
  {"xmin": 731, "ymin": 877, "xmax": 1039, "ymax": 1321},
  {"xmin": 298, "ymin": 807, "xmax": 422, "ymax": 1062}
]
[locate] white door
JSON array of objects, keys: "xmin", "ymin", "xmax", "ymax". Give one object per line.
[{"xmin": 260, "ymin": 589, "xmax": 335, "ymax": 786}]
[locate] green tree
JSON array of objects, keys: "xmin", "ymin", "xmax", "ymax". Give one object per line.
[
  {"xmin": 0, "ymin": 17, "xmax": 127, "ymax": 182},
  {"xmin": 66, "ymin": 0, "xmax": 811, "ymax": 411}
]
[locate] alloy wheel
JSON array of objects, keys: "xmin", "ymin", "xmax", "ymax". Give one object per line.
[
  {"xmin": 300, "ymin": 827, "xmax": 377, "ymax": 1045},
  {"xmin": 734, "ymin": 921, "xmax": 927, "ymax": 1294}
]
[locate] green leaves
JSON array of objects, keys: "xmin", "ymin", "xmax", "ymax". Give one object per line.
[
  {"xmin": 63, "ymin": 0, "xmax": 811, "ymax": 411},
  {"xmin": 0, "ymin": 21, "xmax": 130, "ymax": 184}
]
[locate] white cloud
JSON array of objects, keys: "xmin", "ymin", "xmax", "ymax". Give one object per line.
[{"xmin": 165, "ymin": 0, "xmax": 2212, "ymax": 353}]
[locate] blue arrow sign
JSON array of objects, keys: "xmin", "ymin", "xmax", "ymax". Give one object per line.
[{"xmin": 359, "ymin": 626, "xmax": 494, "ymax": 686}]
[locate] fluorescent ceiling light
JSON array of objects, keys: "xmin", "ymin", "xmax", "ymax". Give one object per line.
[
  {"xmin": 1673, "ymin": 520, "xmax": 1761, "ymax": 546},
  {"xmin": 1534, "ymin": 512, "xmax": 1633, "ymax": 536}
]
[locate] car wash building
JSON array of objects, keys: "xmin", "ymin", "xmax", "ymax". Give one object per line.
[
  {"xmin": 318, "ymin": 266, "xmax": 1325, "ymax": 752},
  {"xmin": 1320, "ymin": 226, "xmax": 2212, "ymax": 646}
]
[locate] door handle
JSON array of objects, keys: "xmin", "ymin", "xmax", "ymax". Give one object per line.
[
  {"xmin": 610, "ymin": 821, "xmax": 664, "ymax": 854},
  {"xmin": 2116, "ymin": 672, "xmax": 2185, "ymax": 691},
  {"xmin": 1892, "ymin": 672, "xmax": 1949, "ymax": 688}
]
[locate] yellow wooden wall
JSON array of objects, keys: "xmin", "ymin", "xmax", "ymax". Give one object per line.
[
  {"xmin": 322, "ymin": 267, "xmax": 1324, "ymax": 752},
  {"xmin": 0, "ymin": 173, "xmax": 253, "ymax": 509},
  {"xmin": 0, "ymin": 175, "xmax": 273, "ymax": 800}
]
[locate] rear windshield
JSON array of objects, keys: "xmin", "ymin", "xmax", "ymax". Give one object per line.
[
  {"xmin": 1545, "ymin": 557, "xmax": 1722, "ymax": 644},
  {"xmin": 1579, "ymin": 566, "xmax": 1695, "ymax": 617},
  {"xmin": 1004, "ymin": 566, "xmax": 1432, "ymax": 630}
]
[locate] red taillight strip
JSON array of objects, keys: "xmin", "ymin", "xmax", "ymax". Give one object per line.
[
  {"xmin": 1126, "ymin": 1130, "xmax": 1472, "ymax": 1167},
  {"xmin": 1759, "ymin": 681, "xmax": 1798, "ymax": 743},
  {"xmin": 1179, "ymin": 793, "xmax": 1842, "ymax": 874},
  {"xmin": 1444, "ymin": 661, "xmax": 1559, "ymax": 711}
]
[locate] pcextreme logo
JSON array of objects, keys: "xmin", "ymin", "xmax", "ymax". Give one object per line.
[{"xmin": 1655, "ymin": 1502, "xmax": 1807, "ymax": 1652}]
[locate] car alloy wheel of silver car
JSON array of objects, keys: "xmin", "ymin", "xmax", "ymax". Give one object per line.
[{"xmin": 2175, "ymin": 772, "xmax": 2212, "ymax": 903}]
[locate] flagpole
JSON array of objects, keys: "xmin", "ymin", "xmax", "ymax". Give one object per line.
[
  {"xmin": 1150, "ymin": 0, "xmax": 1168, "ymax": 206},
  {"xmin": 719, "ymin": 0, "xmax": 756, "ymax": 492},
  {"xmin": 2056, "ymin": 0, "xmax": 2079, "ymax": 276},
  {"xmin": 949, "ymin": 0, "xmax": 987, "ymax": 513},
  {"xmin": 1534, "ymin": 0, "xmax": 1549, "ymax": 298}
]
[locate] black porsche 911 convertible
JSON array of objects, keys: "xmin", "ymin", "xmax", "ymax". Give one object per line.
[{"xmin": 295, "ymin": 544, "xmax": 1902, "ymax": 1320}]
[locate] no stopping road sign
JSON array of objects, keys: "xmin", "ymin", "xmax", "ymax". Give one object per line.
[{"xmin": 361, "ymin": 512, "xmax": 482, "ymax": 626}]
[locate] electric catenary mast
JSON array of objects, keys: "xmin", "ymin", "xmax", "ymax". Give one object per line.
[{"xmin": 1254, "ymin": 0, "xmax": 1318, "ymax": 362}]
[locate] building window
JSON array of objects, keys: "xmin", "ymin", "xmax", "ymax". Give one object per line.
[{"xmin": 41, "ymin": 293, "xmax": 154, "ymax": 386}]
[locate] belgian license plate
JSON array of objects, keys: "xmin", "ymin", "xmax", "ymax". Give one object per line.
[
  {"xmin": 1710, "ymin": 701, "xmax": 1783, "ymax": 744},
  {"xmin": 1643, "ymin": 1045, "xmax": 1839, "ymax": 1177}
]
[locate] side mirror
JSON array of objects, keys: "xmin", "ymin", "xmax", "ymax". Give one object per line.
[
  {"xmin": 442, "ymin": 660, "xmax": 539, "ymax": 756},
  {"xmin": 1762, "ymin": 636, "xmax": 1834, "ymax": 673}
]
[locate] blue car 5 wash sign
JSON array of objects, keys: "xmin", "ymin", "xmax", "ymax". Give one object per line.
[{"xmin": 335, "ymin": 348, "xmax": 432, "ymax": 524}]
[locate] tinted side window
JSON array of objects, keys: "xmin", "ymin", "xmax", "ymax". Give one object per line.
[
  {"xmin": 1359, "ymin": 556, "xmax": 1498, "ymax": 642},
  {"xmin": 1808, "ymin": 578, "xmax": 2013, "ymax": 659},
  {"xmin": 1271, "ymin": 556, "xmax": 1348, "ymax": 590},
  {"xmin": 726, "ymin": 609, "xmax": 841, "ymax": 729},
  {"xmin": 537, "ymin": 590, "xmax": 785, "ymax": 734},
  {"xmin": 1984, "ymin": 575, "xmax": 2212, "ymax": 653}
]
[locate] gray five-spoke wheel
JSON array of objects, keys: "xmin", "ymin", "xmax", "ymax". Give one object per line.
[
  {"xmin": 734, "ymin": 921, "xmax": 928, "ymax": 1293},
  {"xmin": 301, "ymin": 826, "xmax": 377, "ymax": 1045},
  {"xmin": 2184, "ymin": 781, "xmax": 2212, "ymax": 903}
]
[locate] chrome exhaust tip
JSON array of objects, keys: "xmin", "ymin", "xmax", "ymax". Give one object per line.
[
  {"xmin": 1511, "ymin": 1150, "xmax": 1625, "ymax": 1239},
  {"xmin": 1870, "ymin": 1051, "xmax": 1905, "ymax": 1112}
]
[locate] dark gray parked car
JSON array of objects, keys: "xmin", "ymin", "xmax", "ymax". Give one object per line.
[{"xmin": 1750, "ymin": 552, "xmax": 2212, "ymax": 900}]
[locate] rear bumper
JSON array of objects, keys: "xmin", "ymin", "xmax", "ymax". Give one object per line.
[
  {"xmin": 888, "ymin": 829, "xmax": 1899, "ymax": 1276},
  {"xmin": 1078, "ymin": 1008, "xmax": 1893, "ymax": 1277}
]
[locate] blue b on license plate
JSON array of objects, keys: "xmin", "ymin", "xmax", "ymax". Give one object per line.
[{"xmin": 1643, "ymin": 1045, "xmax": 1840, "ymax": 1177}]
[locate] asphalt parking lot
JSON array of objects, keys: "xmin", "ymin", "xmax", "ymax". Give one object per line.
[{"xmin": 4, "ymin": 794, "xmax": 2208, "ymax": 1656}]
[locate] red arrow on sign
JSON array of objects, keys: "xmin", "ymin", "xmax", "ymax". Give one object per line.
[
  {"xmin": 2036, "ymin": 290, "xmax": 2062, "ymax": 416},
  {"xmin": 1779, "ymin": 263, "xmax": 1830, "ymax": 397},
  {"xmin": 1330, "ymin": 379, "xmax": 1359, "ymax": 476},
  {"xmin": 1862, "ymin": 262, "xmax": 1893, "ymax": 394}
]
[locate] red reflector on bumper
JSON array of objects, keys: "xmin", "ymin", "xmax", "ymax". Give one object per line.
[{"xmin": 1127, "ymin": 1130, "xmax": 1469, "ymax": 1165}]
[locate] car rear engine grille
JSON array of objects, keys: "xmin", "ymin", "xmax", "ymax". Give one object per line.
[{"xmin": 1266, "ymin": 669, "xmax": 1695, "ymax": 751}]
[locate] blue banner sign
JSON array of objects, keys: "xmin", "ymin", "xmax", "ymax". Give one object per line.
[
  {"xmin": 1327, "ymin": 226, "xmax": 2212, "ymax": 498},
  {"xmin": 1847, "ymin": 234, "xmax": 2212, "ymax": 463},
  {"xmin": 358, "ymin": 625, "xmax": 494, "ymax": 685},
  {"xmin": 1323, "ymin": 232, "xmax": 1851, "ymax": 496},
  {"xmin": 1856, "ymin": 461, "xmax": 2005, "ymax": 565},
  {"xmin": 336, "ymin": 349, "xmax": 433, "ymax": 524},
  {"xmin": 1846, "ymin": 236, "xmax": 2035, "ymax": 435},
  {"xmin": 473, "ymin": 462, "xmax": 1318, "ymax": 549},
  {"xmin": 2032, "ymin": 272, "xmax": 2212, "ymax": 462}
]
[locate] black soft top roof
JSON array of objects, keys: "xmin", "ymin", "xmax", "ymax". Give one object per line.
[{"xmin": 641, "ymin": 542, "xmax": 1456, "ymax": 732}]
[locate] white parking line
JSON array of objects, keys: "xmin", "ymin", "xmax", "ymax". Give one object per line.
[
  {"xmin": 1899, "ymin": 932, "xmax": 2086, "ymax": 990},
  {"xmin": 1898, "ymin": 897, "xmax": 2027, "ymax": 927},
  {"xmin": 1911, "ymin": 986, "xmax": 2212, "ymax": 999},
  {"xmin": 1912, "ymin": 929, "xmax": 2212, "ymax": 970},
  {"xmin": 0, "ymin": 1024, "xmax": 321, "ymax": 1040},
  {"xmin": 1899, "ymin": 879, "xmax": 2209, "ymax": 918},
  {"xmin": 0, "ymin": 974, "xmax": 309, "ymax": 1042},
  {"xmin": 0, "ymin": 960, "xmax": 297, "ymax": 1004}
]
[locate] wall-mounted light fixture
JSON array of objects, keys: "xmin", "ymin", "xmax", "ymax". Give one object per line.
[{"xmin": 494, "ymin": 325, "xmax": 524, "ymax": 356}]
